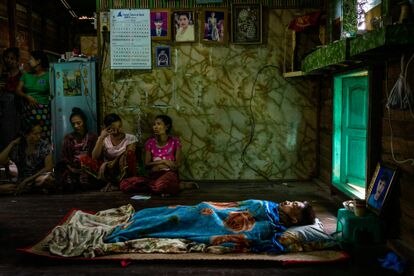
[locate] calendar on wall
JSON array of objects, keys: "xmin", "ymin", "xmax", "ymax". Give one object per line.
[{"xmin": 110, "ymin": 9, "xmax": 151, "ymax": 70}]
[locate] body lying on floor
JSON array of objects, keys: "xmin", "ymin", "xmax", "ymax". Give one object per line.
[{"xmin": 45, "ymin": 199, "xmax": 338, "ymax": 258}]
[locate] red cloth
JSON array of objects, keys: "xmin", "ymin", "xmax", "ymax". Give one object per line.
[
  {"xmin": 126, "ymin": 150, "xmax": 137, "ymax": 176},
  {"xmin": 120, "ymin": 170, "xmax": 180, "ymax": 195},
  {"xmin": 288, "ymin": 11, "xmax": 321, "ymax": 32}
]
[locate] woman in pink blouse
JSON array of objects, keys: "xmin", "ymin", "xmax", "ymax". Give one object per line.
[{"xmin": 120, "ymin": 115, "xmax": 196, "ymax": 196}]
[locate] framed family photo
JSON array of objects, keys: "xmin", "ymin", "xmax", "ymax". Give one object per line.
[
  {"xmin": 172, "ymin": 10, "xmax": 196, "ymax": 43},
  {"xmin": 366, "ymin": 162, "xmax": 398, "ymax": 215},
  {"xmin": 200, "ymin": 8, "xmax": 228, "ymax": 44},
  {"xmin": 150, "ymin": 9, "xmax": 171, "ymax": 41},
  {"xmin": 155, "ymin": 46, "xmax": 171, "ymax": 68},
  {"xmin": 231, "ymin": 4, "xmax": 262, "ymax": 44}
]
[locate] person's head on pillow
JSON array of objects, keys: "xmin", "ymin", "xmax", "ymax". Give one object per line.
[{"xmin": 278, "ymin": 201, "xmax": 315, "ymax": 227}]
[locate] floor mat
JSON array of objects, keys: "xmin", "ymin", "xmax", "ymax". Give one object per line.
[{"xmin": 18, "ymin": 208, "xmax": 350, "ymax": 266}]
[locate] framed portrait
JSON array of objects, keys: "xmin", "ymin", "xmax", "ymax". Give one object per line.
[
  {"xmin": 155, "ymin": 46, "xmax": 171, "ymax": 68},
  {"xmin": 366, "ymin": 162, "xmax": 398, "ymax": 215},
  {"xmin": 150, "ymin": 9, "xmax": 171, "ymax": 41},
  {"xmin": 231, "ymin": 4, "xmax": 262, "ymax": 44},
  {"xmin": 200, "ymin": 8, "xmax": 228, "ymax": 44},
  {"xmin": 172, "ymin": 10, "xmax": 196, "ymax": 43}
]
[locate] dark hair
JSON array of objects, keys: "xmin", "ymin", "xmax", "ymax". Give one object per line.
[
  {"xmin": 155, "ymin": 114, "xmax": 173, "ymax": 134},
  {"xmin": 30, "ymin": 50, "xmax": 49, "ymax": 68},
  {"xmin": 103, "ymin": 113, "xmax": 122, "ymax": 127},
  {"xmin": 17, "ymin": 121, "xmax": 42, "ymax": 162},
  {"xmin": 178, "ymin": 12, "xmax": 189, "ymax": 19},
  {"xmin": 3, "ymin": 47, "xmax": 20, "ymax": 61},
  {"xmin": 20, "ymin": 120, "xmax": 41, "ymax": 136},
  {"xmin": 70, "ymin": 107, "xmax": 88, "ymax": 130},
  {"xmin": 299, "ymin": 201, "xmax": 316, "ymax": 226},
  {"xmin": 379, "ymin": 174, "xmax": 389, "ymax": 183},
  {"xmin": 374, "ymin": 174, "xmax": 390, "ymax": 201}
]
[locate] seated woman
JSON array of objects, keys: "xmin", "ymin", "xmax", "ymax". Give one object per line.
[
  {"xmin": 120, "ymin": 114, "xmax": 196, "ymax": 196},
  {"xmin": 48, "ymin": 199, "xmax": 315, "ymax": 257},
  {"xmin": 57, "ymin": 107, "xmax": 98, "ymax": 192},
  {"xmin": 0, "ymin": 122, "xmax": 54, "ymax": 194},
  {"xmin": 81, "ymin": 113, "xmax": 137, "ymax": 192}
]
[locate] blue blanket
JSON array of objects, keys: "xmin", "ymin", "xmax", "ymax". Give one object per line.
[{"xmin": 104, "ymin": 199, "xmax": 286, "ymax": 253}]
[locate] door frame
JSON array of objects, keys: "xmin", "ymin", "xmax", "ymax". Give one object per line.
[{"xmin": 331, "ymin": 68, "xmax": 377, "ymax": 199}]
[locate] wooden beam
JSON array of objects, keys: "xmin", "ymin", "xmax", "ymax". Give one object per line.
[{"xmin": 7, "ymin": 0, "xmax": 16, "ymax": 46}]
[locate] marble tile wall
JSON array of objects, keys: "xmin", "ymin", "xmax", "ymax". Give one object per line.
[{"xmin": 100, "ymin": 9, "xmax": 319, "ymax": 180}]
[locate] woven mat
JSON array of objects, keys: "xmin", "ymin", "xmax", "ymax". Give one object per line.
[{"xmin": 19, "ymin": 209, "xmax": 350, "ymax": 266}]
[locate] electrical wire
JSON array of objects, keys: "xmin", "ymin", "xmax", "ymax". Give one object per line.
[
  {"xmin": 386, "ymin": 52, "xmax": 414, "ymax": 165},
  {"xmin": 99, "ymin": 31, "xmax": 108, "ymax": 117},
  {"xmin": 79, "ymin": 62, "xmax": 98, "ymax": 128},
  {"xmin": 240, "ymin": 64, "xmax": 280, "ymax": 181}
]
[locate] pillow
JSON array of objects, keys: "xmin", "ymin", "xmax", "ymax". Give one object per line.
[{"xmin": 278, "ymin": 218, "xmax": 338, "ymax": 252}]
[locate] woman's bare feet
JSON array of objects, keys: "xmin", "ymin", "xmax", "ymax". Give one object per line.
[
  {"xmin": 100, "ymin": 183, "xmax": 119, "ymax": 192},
  {"xmin": 0, "ymin": 183, "xmax": 17, "ymax": 195}
]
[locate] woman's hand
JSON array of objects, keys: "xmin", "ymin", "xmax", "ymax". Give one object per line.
[
  {"xmin": 15, "ymin": 178, "xmax": 31, "ymax": 195},
  {"xmin": 26, "ymin": 95, "xmax": 38, "ymax": 106},
  {"xmin": 164, "ymin": 160, "xmax": 177, "ymax": 170},
  {"xmin": 67, "ymin": 165, "xmax": 81, "ymax": 174},
  {"xmin": 11, "ymin": 137, "xmax": 22, "ymax": 147},
  {"xmin": 100, "ymin": 127, "xmax": 110, "ymax": 138}
]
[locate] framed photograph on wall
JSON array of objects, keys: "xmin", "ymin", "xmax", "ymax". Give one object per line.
[
  {"xmin": 231, "ymin": 4, "xmax": 262, "ymax": 44},
  {"xmin": 366, "ymin": 162, "xmax": 398, "ymax": 215},
  {"xmin": 155, "ymin": 45, "xmax": 171, "ymax": 68},
  {"xmin": 200, "ymin": 8, "xmax": 228, "ymax": 44},
  {"xmin": 150, "ymin": 9, "xmax": 171, "ymax": 41},
  {"xmin": 172, "ymin": 10, "xmax": 196, "ymax": 43}
]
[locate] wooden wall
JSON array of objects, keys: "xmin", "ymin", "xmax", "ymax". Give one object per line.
[
  {"xmin": 382, "ymin": 58, "xmax": 414, "ymax": 249},
  {"xmin": 317, "ymin": 58, "xmax": 414, "ymax": 251},
  {"xmin": 317, "ymin": 76, "xmax": 333, "ymax": 186},
  {"xmin": 0, "ymin": 0, "xmax": 75, "ymax": 63}
]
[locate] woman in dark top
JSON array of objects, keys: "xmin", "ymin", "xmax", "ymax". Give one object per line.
[
  {"xmin": 58, "ymin": 107, "xmax": 98, "ymax": 192},
  {"xmin": 0, "ymin": 121, "xmax": 54, "ymax": 194}
]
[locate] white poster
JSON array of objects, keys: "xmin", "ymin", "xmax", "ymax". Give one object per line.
[{"xmin": 110, "ymin": 9, "xmax": 151, "ymax": 69}]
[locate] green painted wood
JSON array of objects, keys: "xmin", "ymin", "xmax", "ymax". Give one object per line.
[
  {"xmin": 302, "ymin": 24, "xmax": 414, "ymax": 74},
  {"xmin": 332, "ymin": 70, "xmax": 368, "ymax": 198},
  {"xmin": 340, "ymin": 76, "xmax": 368, "ymax": 188},
  {"xmin": 349, "ymin": 24, "xmax": 414, "ymax": 57},
  {"xmin": 301, "ymin": 39, "xmax": 349, "ymax": 73},
  {"xmin": 342, "ymin": 0, "xmax": 357, "ymax": 37}
]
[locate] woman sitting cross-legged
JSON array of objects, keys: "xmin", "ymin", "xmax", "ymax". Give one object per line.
[
  {"xmin": 120, "ymin": 114, "xmax": 197, "ymax": 196},
  {"xmin": 56, "ymin": 107, "xmax": 98, "ymax": 192},
  {"xmin": 0, "ymin": 122, "xmax": 54, "ymax": 194},
  {"xmin": 80, "ymin": 113, "xmax": 137, "ymax": 192}
]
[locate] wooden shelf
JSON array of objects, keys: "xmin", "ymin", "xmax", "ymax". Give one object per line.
[{"xmin": 283, "ymin": 71, "xmax": 305, "ymax": 78}]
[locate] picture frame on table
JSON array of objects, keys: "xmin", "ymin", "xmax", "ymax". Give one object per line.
[
  {"xmin": 172, "ymin": 9, "xmax": 196, "ymax": 43},
  {"xmin": 150, "ymin": 9, "xmax": 171, "ymax": 41},
  {"xmin": 200, "ymin": 8, "xmax": 228, "ymax": 44},
  {"xmin": 231, "ymin": 4, "xmax": 262, "ymax": 44},
  {"xmin": 366, "ymin": 162, "xmax": 398, "ymax": 215},
  {"xmin": 155, "ymin": 45, "xmax": 171, "ymax": 68}
]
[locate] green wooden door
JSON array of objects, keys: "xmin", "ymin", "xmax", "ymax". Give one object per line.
[
  {"xmin": 341, "ymin": 76, "xmax": 368, "ymax": 187},
  {"xmin": 333, "ymin": 71, "xmax": 368, "ymax": 198}
]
